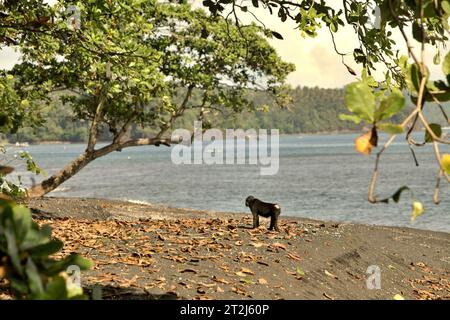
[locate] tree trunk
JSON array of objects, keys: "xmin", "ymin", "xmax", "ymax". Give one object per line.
[{"xmin": 26, "ymin": 152, "xmax": 94, "ymax": 198}]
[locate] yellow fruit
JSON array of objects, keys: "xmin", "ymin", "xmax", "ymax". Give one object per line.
[
  {"xmin": 411, "ymin": 201, "xmax": 424, "ymax": 222},
  {"xmin": 441, "ymin": 154, "xmax": 450, "ymax": 175},
  {"xmin": 355, "ymin": 132, "xmax": 373, "ymax": 155}
]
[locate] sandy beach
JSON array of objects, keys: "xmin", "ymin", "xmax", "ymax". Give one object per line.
[{"xmin": 7, "ymin": 197, "xmax": 448, "ymax": 300}]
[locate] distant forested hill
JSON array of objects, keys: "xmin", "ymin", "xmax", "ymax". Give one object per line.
[{"xmin": 3, "ymin": 86, "xmax": 425, "ymax": 143}]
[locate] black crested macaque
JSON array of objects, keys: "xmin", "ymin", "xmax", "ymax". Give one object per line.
[{"xmin": 245, "ymin": 196, "xmax": 281, "ymax": 231}]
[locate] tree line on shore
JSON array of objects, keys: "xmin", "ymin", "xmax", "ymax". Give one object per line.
[{"xmin": 3, "ymin": 85, "xmax": 419, "ymax": 144}]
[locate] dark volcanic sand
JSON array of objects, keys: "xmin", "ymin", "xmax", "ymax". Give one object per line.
[{"xmin": 11, "ymin": 197, "xmax": 450, "ymax": 300}]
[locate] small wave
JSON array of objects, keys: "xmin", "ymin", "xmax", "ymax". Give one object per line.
[
  {"xmin": 52, "ymin": 187, "xmax": 72, "ymax": 193},
  {"xmin": 127, "ymin": 199, "xmax": 152, "ymax": 206}
]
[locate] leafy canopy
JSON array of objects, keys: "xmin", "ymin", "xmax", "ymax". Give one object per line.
[{"xmin": 11, "ymin": 0, "xmax": 294, "ymax": 140}]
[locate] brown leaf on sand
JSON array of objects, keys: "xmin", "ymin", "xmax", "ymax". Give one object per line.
[
  {"xmin": 231, "ymin": 287, "xmax": 247, "ymax": 296},
  {"xmin": 323, "ymin": 292, "xmax": 335, "ymax": 300},
  {"xmin": 287, "ymin": 252, "xmax": 301, "ymax": 261},
  {"xmin": 271, "ymin": 242, "xmax": 288, "ymax": 250},
  {"xmin": 180, "ymin": 268, "xmax": 197, "ymax": 274},
  {"xmin": 324, "ymin": 270, "xmax": 338, "ymax": 279},
  {"xmin": 157, "ymin": 233, "xmax": 165, "ymax": 241},
  {"xmin": 212, "ymin": 276, "xmax": 230, "ymax": 284},
  {"xmin": 199, "ymin": 282, "xmax": 217, "ymax": 288},
  {"xmin": 250, "ymin": 242, "xmax": 265, "ymax": 248},
  {"xmin": 415, "ymin": 262, "xmax": 426, "ymax": 268},
  {"xmin": 240, "ymin": 267, "xmax": 255, "ymax": 275},
  {"xmin": 258, "ymin": 278, "xmax": 268, "ymax": 285}
]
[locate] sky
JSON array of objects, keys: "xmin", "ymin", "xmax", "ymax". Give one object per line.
[{"xmin": 0, "ymin": 1, "xmax": 447, "ymax": 88}]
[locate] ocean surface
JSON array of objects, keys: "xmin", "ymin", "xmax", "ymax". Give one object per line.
[{"xmin": 6, "ymin": 132, "xmax": 450, "ymax": 233}]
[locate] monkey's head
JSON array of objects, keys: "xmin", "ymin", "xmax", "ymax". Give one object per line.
[{"xmin": 245, "ymin": 196, "xmax": 255, "ymax": 207}]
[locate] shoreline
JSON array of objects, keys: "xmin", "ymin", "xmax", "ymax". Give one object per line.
[
  {"xmin": 27, "ymin": 196, "xmax": 450, "ymax": 235},
  {"xmin": 6, "ymin": 127, "xmax": 438, "ymax": 146},
  {"xmin": 3, "ymin": 131, "xmax": 361, "ymax": 146}
]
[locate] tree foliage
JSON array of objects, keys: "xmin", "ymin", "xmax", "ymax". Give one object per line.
[
  {"xmin": 3, "ymin": 86, "xmax": 374, "ymax": 142},
  {"xmin": 5, "ymin": 0, "xmax": 294, "ymax": 197}
]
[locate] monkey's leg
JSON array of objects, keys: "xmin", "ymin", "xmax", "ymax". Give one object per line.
[
  {"xmin": 273, "ymin": 209, "xmax": 281, "ymax": 231},
  {"xmin": 269, "ymin": 215, "xmax": 275, "ymax": 230},
  {"xmin": 273, "ymin": 217, "xmax": 280, "ymax": 231},
  {"xmin": 252, "ymin": 211, "xmax": 259, "ymax": 228}
]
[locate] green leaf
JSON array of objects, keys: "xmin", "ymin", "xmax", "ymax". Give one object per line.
[
  {"xmin": 46, "ymin": 254, "xmax": 93, "ymax": 274},
  {"xmin": 4, "ymin": 224, "xmax": 22, "ymax": 274},
  {"xmin": 392, "ymin": 186, "xmax": 411, "ymax": 203},
  {"xmin": 443, "ymin": 51, "xmax": 450, "ymax": 75},
  {"xmin": 377, "ymin": 123, "xmax": 404, "ymax": 134},
  {"xmin": 408, "ymin": 63, "xmax": 422, "ymax": 92},
  {"xmin": 412, "ymin": 21, "xmax": 423, "ymax": 42},
  {"xmin": 29, "ymin": 239, "xmax": 63, "ymax": 257},
  {"xmin": 375, "ymin": 88, "xmax": 405, "ymax": 121},
  {"xmin": 425, "ymin": 123, "xmax": 442, "ymax": 143},
  {"xmin": 433, "ymin": 51, "xmax": 440, "ymax": 65},
  {"xmin": 8, "ymin": 275, "xmax": 29, "ymax": 296},
  {"xmin": 25, "ymin": 258, "xmax": 44, "ymax": 297},
  {"xmin": 11, "ymin": 205, "xmax": 32, "ymax": 244},
  {"xmin": 426, "ymin": 80, "xmax": 450, "ymax": 102},
  {"xmin": 399, "ymin": 56, "xmax": 421, "ymax": 93},
  {"xmin": 44, "ymin": 276, "xmax": 68, "ymax": 300},
  {"xmin": 442, "ymin": 0, "xmax": 450, "ymax": 14},
  {"xmin": 345, "ymin": 82, "xmax": 375, "ymax": 123},
  {"xmin": 338, "ymin": 113, "xmax": 362, "ymax": 124},
  {"xmin": 330, "ymin": 21, "xmax": 337, "ymax": 33},
  {"xmin": 271, "ymin": 31, "xmax": 283, "ymax": 39},
  {"xmin": 296, "ymin": 266, "xmax": 305, "ymax": 276},
  {"xmin": 21, "ymin": 225, "xmax": 51, "ymax": 251}
]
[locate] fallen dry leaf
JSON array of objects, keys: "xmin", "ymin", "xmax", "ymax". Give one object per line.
[
  {"xmin": 240, "ymin": 267, "xmax": 255, "ymax": 275},
  {"xmin": 271, "ymin": 242, "xmax": 288, "ymax": 250},
  {"xmin": 258, "ymin": 278, "xmax": 268, "ymax": 285},
  {"xmin": 231, "ymin": 286, "xmax": 247, "ymax": 296},
  {"xmin": 287, "ymin": 252, "xmax": 301, "ymax": 261},
  {"xmin": 324, "ymin": 270, "xmax": 338, "ymax": 279},
  {"xmin": 179, "ymin": 269, "xmax": 197, "ymax": 274},
  {"xmin": 323, "ymin": 292, "xmax": 335, "ymax": 300},
  {"xmin": 250, "ymin": 242, "xmax": 265, "ymax": 248},
  {"xmin": 212, "ymin": 276, "xmax": 230, "ymax": 284}
]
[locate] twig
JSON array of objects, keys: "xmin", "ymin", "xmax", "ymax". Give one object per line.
[
  {"xmin": 368, "ymin": 109, "xmax": 419, "ymax": 203},
  {"xmin": 433, "ymin": 169, "xmax": 443, "ymax": 205}
]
